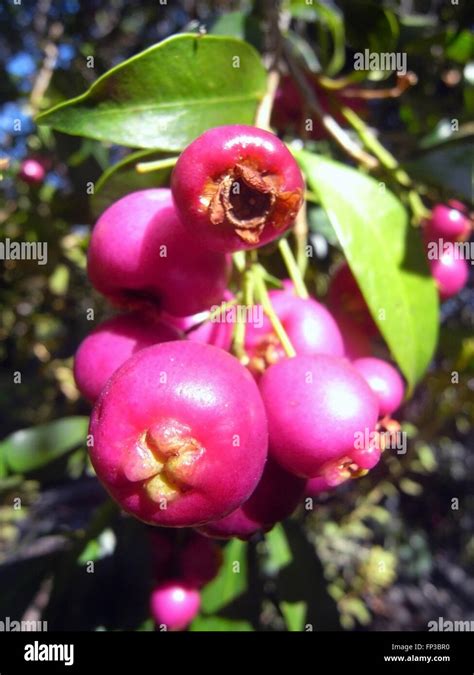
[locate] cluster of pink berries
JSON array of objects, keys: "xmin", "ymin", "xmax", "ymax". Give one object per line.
[
  {"xmin": 423, "ymin": 202, "xmax": 472, "ymax": 300},
  {"xmin": 75, "ymin": 125, "xmax": 408, "ymax": 547},
  {"xmin": 148, "ymin": 530, "xmax": 221, "ymax": 631}
]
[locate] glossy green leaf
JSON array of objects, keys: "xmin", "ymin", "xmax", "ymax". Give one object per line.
[
  {"xmin": 281, "ymin": 601, "xmax": 307, "ymax": 631},
  {"xmin": 201, "ymin": 539, "xmax": 247, "ymax": 613},
  {"xmin": 190, "ymin": 616, "xmax": 253, "ymax": 631},
  {"xmin": 91, "ymin": 150, "xmax": 174, "ymax": 217},
  {"xmin": 36, "ymin": 34, "xmax": 267, "ymax": 150},
  {"xmin": 403, "ymin": 137, "xmax": 474, "ymax": 205},
  {"xmin": 1, "ymin": 417, "xmax": 89, "ymax": 473},
  {"xmin": 295, "ymin": 151, "xmax": 439, "ymax": 390}
]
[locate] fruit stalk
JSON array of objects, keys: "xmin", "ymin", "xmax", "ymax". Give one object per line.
[
  {"xmin": 252, "ymin": 264, "xmax": 296, "ymax": 358},
  {"xmin": 278, "ymin": 237, "xmax": 309, "ymax": 299}
]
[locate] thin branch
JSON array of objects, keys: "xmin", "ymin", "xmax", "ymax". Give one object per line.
[
  {"xmin": 284, "ymin": 43, "xmax": 379, "ymax": 170},
  {"xmin": 318, "ymin": 71, "xmax": 418, "ymax": 99},
  {"xmin": 255, "ymin": 69, "xmax": 281, "ymax": 131}
]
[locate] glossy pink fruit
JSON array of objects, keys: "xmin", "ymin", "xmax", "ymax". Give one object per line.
[
  {"xmin": 426, "ymin": 204, "xmax": 471, "ymax": 242},
  {"xmin": 74, "ymin": 311, "xmax": 180, "ymax": 403},
  {"xmin": 246, "ymin": 289, "xmax": 344, "ymax": 374},
  {"xmin": 171, "ymin": 125, "xmax": 304, "ymax": 252},
  {"xmin": 89, "ymin": 341, "xmax": 268, "ymax": 527},
  {"xmin": 179, "ymin": 533, "xmax": 221, "ymax": 587},
  {"xmin": 18, "ymin": 158, "xmax": 46, "ymax": 184},
  {"xmin": 328, "ymin": 263, "xmax": 378, "ymax": 336},
  {"xmin": 87, "ymin": 189, "xmax": 230, "ymax": 317},
  {"xmin": 259, "ymin": 355, "xmax": 379, "ymax": 478},
  {"xmin": 150, "ymin": 581, "xmax": 200, "ymax": 631},
  {"xmin": 353, "ymin": 357, "xmax": 405, "ymax": 416},
  {"xmin": 198, "ymin": 459, "xmax": 305, "ymax": 540},
  {"xmin": 429, "ymin": 250, "xmax": 469, "ymax": 299}
]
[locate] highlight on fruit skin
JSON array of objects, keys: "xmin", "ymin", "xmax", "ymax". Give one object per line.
[
  {"xmin": 428, "ymin": 249, "xmax": 469, "ymax": 300},
  {"xmin": 171, "ymin": 125, "xmax": 304, "ymax": 253},
  {"xmin": 150, "ymin": 581, "xmax": 201, "ymax": 631},
  {"xmin": 425, "ymin": 203, "xmax": 471, "ymax": 242},
  {"xmin": 353, "ymin": 357, "xmax": 405, "ymax": 417}
]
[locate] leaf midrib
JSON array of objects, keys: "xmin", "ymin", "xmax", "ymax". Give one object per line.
[{"xmin": 39, "ymin": 92, "xmax": 263, "ymax": 122}]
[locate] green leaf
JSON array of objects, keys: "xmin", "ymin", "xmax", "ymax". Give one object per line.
[
  {"xmin": 36, "ymin": 34, "xmax": 267, "ymax": 150},
  {"xmin": 307, "ymin": 205, "xmax": 339, "ymax": 246},
  {"xmin": 91, "ymin": 150, "xmax": 174, "ymax": 217},
  {"xmin": 1, "ymin": 417, "xmax": 89, "ymax": 473},
  {"xmin": 403, "ymin": 137, "xmax": 474, "ymax": 206},
  {"xmin": 201, "ymin": 539, "xmax": 247, "ymax": 614},
  {"xmin": 280, "ymin": 601, "xmax": 307, "ymax": 631},
  {"xmin": 190, "ymin": 616, "xmax": 253, "ymax": 632},
  {"xmin": 210, "ymin": 11, "xmax": 247, "ymax": 39},
  {"xmin": 341, "ymin": 1, "xmax": 399, "ymax": 55},
  {"xmin": 289, "ymin": 0, "xmax": 345, "ymax": 76},
  {"xmin": 295, "ymin": 151, "xmax": 439, "ymax": 391},
  {"xmin": 445, "ymin": 30, "xmax": 474, "ymax": 63},
  {"xmin": 264, "ymin": 523, "xmax": 292, "ymax": 574}
]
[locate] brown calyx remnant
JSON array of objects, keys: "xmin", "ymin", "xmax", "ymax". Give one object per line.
[
  {"xmin": 203, "ymin": 161, "xmax": 303, "ymax": 245},
  {"xmin": 123, "ymin": 420, "xmax": 204, "ymax": 503}
]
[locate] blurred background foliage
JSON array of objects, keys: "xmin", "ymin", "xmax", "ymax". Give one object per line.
[{"xmin": 0, "ymin": 0, "xmax": 473, "ymax": 631}]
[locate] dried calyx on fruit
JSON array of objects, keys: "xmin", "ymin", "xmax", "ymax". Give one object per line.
[
  {"xmin": 171, "ymin": 125, "xmax": 304, "ymax": 252},
  {"xmin": 204, "ymin": 160, "xmax": 301, "ymax": 246}
]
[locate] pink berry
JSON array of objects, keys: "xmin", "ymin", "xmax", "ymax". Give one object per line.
[
  {"xmin": 327, "ymin": 263, "xmax": 378, "ymax": 336},
  {"xmin": 150, "ymin": 581, "xmax": 200, "ymax": 631},
  {"xmin": 259, "ymin": 355, "xmax": 379, "ymax": 478},
  {"xmin": 171, "ymin": 125, "xmax": 304, "ymax": 252},
  {"xmin": 18, "ymin": 158, "xmax": 46, "ymax": 184},
  {"xmin": 353, "ymin": 357, "xmax": 405, "ymax": 417},
  {"xmin": 87, "ymin": 189, "xmax": 230, "ymax": 317},
  {"xmin": 179, "ymin": 533, "xmax": 222, "ymax": 587},
  {"xmin": 426, "ymin": 204, "xmax": 471, "ymax": 241},
  {"xmin": 74, "ymin": 311, "xmax": 180, "ymax": 403},
  {"xmin": 198, "ymin": 459, "xmax": 305, "ymax": 540},
  {"xmin": 246, "ymin": 289, "xmax": 344, "ymax": 375},
  {"xmin": 429, "ymin": 250, "xmax": 469, "ymax": 299},
  {"xmin": 89, "ymin": 341, "xmax": 268, "ymax": 527}
]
